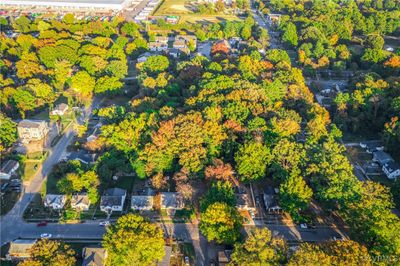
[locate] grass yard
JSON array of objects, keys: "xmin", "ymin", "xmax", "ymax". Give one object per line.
[
  {"xmin": 154, "ymin": 0, "xmax": 241, "ymax": 24},
  {"xmin": 21, "ymin": 160, "xmax": 40, "ymax": 181},
  {"xmin": 154, "ymin": 0, "xmax": 193, "ymax": 16}
]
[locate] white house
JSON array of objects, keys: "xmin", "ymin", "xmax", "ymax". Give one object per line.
[
  {"xmin": 0, "ymin": 160, "xmax": 19, "ymax": 180},
  {"xmin": 7, "ymin": 239, "xmax": 37, "ymax": 261},
  {"xmin": 149, "ymin": 42, "xmax": 168, "ymax": 52},
  {"xmin": 18, "ymin": 120, "xmax": 49, "ymax": 143},
  {"xmin": 160, "ymin": 192, "xmax": 184, "ymax": 210},
  {"xmin": 137, "ymin": 52, "xmax": 152, "ymax": 63},
  {"xmin": 44, "ymin": 194, "xmax": 66, "ymax": 210},
  {"xmin": 383, "ymin": 161, "xmax": 400, "ymax": 180},
  {"xmin": 100, "ymin": 188, "xmax": 127, "ymax": 212},
  {"xmin": 131, "ymin": 195, "xmax": 154, "ymax": 211},
  {"xmin": 71, "ymin": 194, "xmax": 91, "ymax": 211},
  {"xmin": 50, "ymin": 103, "xmax": 69, "ymax": 116}
]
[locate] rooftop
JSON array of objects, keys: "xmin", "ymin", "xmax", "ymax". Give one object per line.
[
  {"xmin": 1, "ymin": 160, "xmax": 19, "ymax": 174},
  {"xmin": 18, "ymin": 119, "xmax": 46, "ymax": 128},
  {"xmin": 131, "ymin": 195, "xmax": 153, "ymax": 209},
  {"xmin": 82, "ymin": 247, "xmax": 107, "ymax": 266},
  {"xmin": 71, "ymin": 194, "xmax": 90, "ymax": 207},
  {"xmin": 160, "ymin": 192, "xmax": 184, "ymax": 209},
  {"xmin": 384, "ymin": 161, "xmax": 400, "ymax": 173}
]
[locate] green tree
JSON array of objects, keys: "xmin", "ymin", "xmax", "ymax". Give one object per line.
[
  {"xmin": 241, "ymin": 25, "xmax": 252, "ymax": 40},
  {"xmin": 200, "ymin": 181, "xmax": 235, "ymax": 211},
  {"xmin": 95, "ymin": 76, "xmax": 124, "ymax": 94},
  {"xmin": 0, "ymin": 114, "xmax": 17, "ymax": 151},
  {"xmin": 235, "ymin": 141, "xmax": 271, "ymax": 181},
  {"xmin": 230, "ymin": 228, "xmax": 287, "ymax": 265},
  {"xmin": 143, "ymin": 55, "xmax": 169, "ymax": 74},
  {"xmin": 70, "ymin": 71, "xmax": 95, "ymax": 101},
  {"xmin": 200, "ymin": 202, "xmax": 242, "ymax": 244},
  {"xmin": 365, "ymin": 34, "xmax": 385, "ymax": 50},
  {"xmin": 103, "ymin": 214, "xmax": 165, "ymax": 266},
  {"xmin": 279, "ymin": 170, "xmax": 313, "ymax": 221},
  {"xmin": 21, "ymin": 239, "xmax": 76, "ymax": 266},
  {"xmin": 282, "ymin": 22, "xmax": 298, "ymax": 47}
]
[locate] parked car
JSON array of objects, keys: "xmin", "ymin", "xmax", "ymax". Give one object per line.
[
  {"xmin": 37, "ymin": 221, "xmax": 47, "ymax": 227},
  {"xmin": 40, "ymin": 233, "xmax": 52, "ymax": 238},
  {"xmin": 184, "ymin": 256, "xmax": 190, "ymax": 265},
  {"xmin": 99, "ymin": 221, "xmax": 110, "ymax": 226},
  {"xmin": 332, "ymin": 234, "xmax": 344, "ymax": 241},
  {"xmin": 300, "ymin": 223, "xmax": 308, "ymax": 229},
  {"xmin": 1, "ymin": 183, "xmax": 9, "ymax": 191}
]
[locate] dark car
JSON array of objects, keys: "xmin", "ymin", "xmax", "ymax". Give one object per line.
[
  {"xmin": 1, "ymin": 183, "xmax": 9, "ymax": 191},
  {"xmin": 37, "ymin": 221, "xmax": 47, "ymax": 227}
]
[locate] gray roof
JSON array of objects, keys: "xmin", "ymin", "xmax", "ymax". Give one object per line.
[
  {"xmin": 8, "ymin": 239, "xmax": 36, "ymax": 257},
  {"xmin": 67, "ymin": 151, "xmax": 97, "ymax": 164},
  {"xmin": 384, "ymin": 161, "xmax": 400, "ymax": 174},
  {"xmin": 1, "ymin": 160, "xmax": 19, "ymax": 174},
  {"xmin": 160, "ymin": 192, "xmax": 184, "ymax": 209},
  {"xmin": 104, "ymin": 188, "xmax": 126, "ymax": 197},
  {"xmin": 82, "ymin": 247, "xmax": 107, "ymax": 266},
  {"xmin": 131, "ymin": 195, "xmax": 153, "ymax": 209},
  {"xmin": 18, "ymin": 119, "xmax": 46, "ymax": 128},
  {"xmin": 373, "ymin": 151, "xmax": 393, "ymax": 164}
]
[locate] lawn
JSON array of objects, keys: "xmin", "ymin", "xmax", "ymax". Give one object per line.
[
  {"xmin": 21, "ymin": 160, "xmax": 40, "ymax": 181},
  {"xmin": 154, "ymin": 0, "xmax": 193, "ymax": 16},
  {"xmin": 153, "ymin": 0, "xmax": 242, "ymax": 24}
]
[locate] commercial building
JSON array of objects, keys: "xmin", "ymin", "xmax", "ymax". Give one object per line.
[{"xmin": 1, "ymin": 0, "xmax": 135, "ymax": 11}]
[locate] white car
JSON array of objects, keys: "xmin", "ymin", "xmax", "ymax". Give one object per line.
[
  {"xmin": 99, "ymin": 221, "xmax": 110, "ymax": 226},
  {"xmin": 40, "ymin": 233, "xmax": 52, "ymax": 238},
  {"xmin": 300, "ymin": 223, "xmax": 308, "ymax": 229}
]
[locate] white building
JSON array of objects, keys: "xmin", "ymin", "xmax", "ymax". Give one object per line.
[
  {"xmin": 100, "ymin": 188, "xmax": 127, "ymax": 212},
  {"xmin": 131, "ymin": 195, "xmax": 153, "ymax": 211},
  {"xmin": 50, "ymin": 103, "xmax": 68, "ymax": 116},
  {"xmin": 17, "ymin": 119, "xmax": 49, "ymax": 143},
  {"xmin": 44, "ymin": 194, "xmax": 67, "ymax": 210},
  {"xmin": 71, "ymin": 194, "xmax": 91, "ymax": 211},
  {"xmin": 1, "ymin": 0, "xmax": 133, "ymax": 11},
  {"xmin": 383, "ymin": 161, "xmax": 400, "ymax": 180}
]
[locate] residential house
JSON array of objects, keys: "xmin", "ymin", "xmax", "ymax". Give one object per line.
[
  {"xmin": 50, "ymin": 103, "xmax": 69, "ymax": 116},
  {"xmin": 0, "ymin": 160, "xmax": 19, "ymax": 180},
  {"xmin": 360, "ymin": 141, "xmax": 384, "ymax": 153},
  {"xmin": 6, "ymin": 239, "xmax": 37, "ymax": 261},
  {"xmin": 82, "ymin": 247, "xmax": 108, "ymax": 266},
  {"xmin": 18, "ymin": 119, "xmax": 49, "ymax": 143},
  {"xmin": 167, "ymin": 48, "xmax": 182, "ymax": 58},
  {"xmin": 100, "ymin": 188, "xmax": 127, "ymax": 212},
  {"xmin": 71, "ymin": 194, "xmax": 91, "ymax": 211},
  {"xmin": 131, "ymin": 195, "xmax": 154, "ymax": 211},
  {"xmin": 137, "ymin": 52, "xmax": 152, "ymax": 63},
  {"xmin": 372, "ymin": 151, "xmax": 394, "ymax": 165},
  {"xmin": 172, "ymin": 39, "xmax": 187, "ymax": 49},
  {"xmin": 149, "ymin": 42, "xmax": 168, "ymax": 52},
  {"xmin": 263, "ymin": 186, "xmax": 282, "ymax": 213},
  {"xmin": 160, "ymin": 192, "xmax": 184, "ymax": 210},
  {"xmin": 155, "ymin": 36, "xmax": 168, "ymax": 44},
  {"xmin": 66, "ymin": 151, "xmax": 98, "ymax": 165},
  {"xmin": 165, "ymin": 15, "xmax": 179, "ymax": 24},
  {"xmin": 235, "ymin": 193, "xmax": 256, "ymax": 212},
  {"xmin": 176, "ymin": 35, "xmax": 197, "ymax": 48},
  {"xmin": 157, "ymin": 246, "xmax": 172, "ymax": 266},
  {"xmin": 44, "ymin": 194, "xmax": 66, "ymax": 210},
  {"xmin": 383, "ymin": 161, "xmax": 400, "ymax": 180}
]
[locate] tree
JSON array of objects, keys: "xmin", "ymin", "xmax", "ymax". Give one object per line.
[
  {"xmin": 103, "ymin": 214, "xmax": 165, "ymax": 265},
  {"xmin": 235, "ymin": 141, "xmax": 271, "ymax": 181},
  {"xmin": 21, "ymin": 239, "xmax": 76, "ymax": 266},
  {"xmin": 205, "ymin": 159, "xmax": 237, "ymax": 186},
  {"xmin": 230, "ymin": 228, "xmax": 287, "ymax": 265},
  {"xmin": 288, "ymin": 243, "xmax": 332, "ymax": 266},
  {"xmin": 215, "ymin": 0, "xmax": 225, "ymax": 12},
  {"xmin": 143, "ymin": 55, "xmax": 169, "ymax": 74},
  {"xmin": 365, "ymin": 34, "xmax": 384, "ymax": 50},
  {"xmin": 200, "ymin": 202, "xmax": 242, "ymax": 244},
  {"xmin": 70, "ymin": 71, "xmax": 95, "ymax": 101},
  {"xmin": 12, "ymin": 88, "xmax": 36, "ymax": 118},
  {"xmin": 200, "ymin": 181, "xmax": 235, "ymax": 211},
  {"xmin": 282, "ymin": 22, "xmax": 298, "ymax": 47},
  {"xmin": 0, "ymin": 114, "xmax": 17, "ymax": 151},
  {"xmin": 95, "ymin": 76, "xmax": 124, "ymax": 94},
  {"xmin": 241, "ymin": 26, "xmax": 252, "ymax": 40},
  {"xmin": 279, "ymin": 170, "xmax": 313, "ymax": 221}
]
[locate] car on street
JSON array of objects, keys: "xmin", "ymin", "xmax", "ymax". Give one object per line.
[
  {"xmin": 332, "ymin": 234, "xmax": 344, "ymax": 241},
  {"xmin": 184, "ymin": 256, "xmax": 190, "ymax": 265},
  {"xmin": 300, "ymin": 223, "xmax": 308, "ymax": 229},
  {"xmin": 99, "ymin": 221, "xmax": 110, "ymax": 226},
  {"xmin": 37, "ymin": 221, "xmax": 47, "ymax": 227},
  {"xmin": 40, "ymin": 233, "xmax": 52, "ymax": 238}
]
